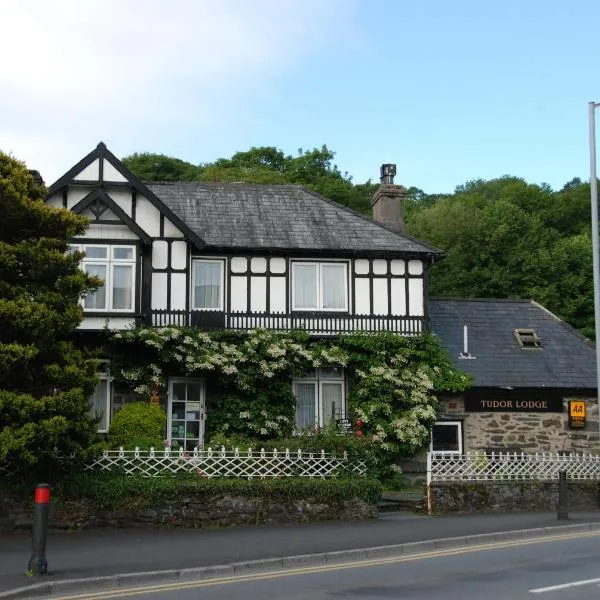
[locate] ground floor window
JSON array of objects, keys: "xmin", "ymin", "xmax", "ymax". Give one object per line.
[
  {"xmin": 88, "ymin": 362, "xmax": 137, "ymax": 433},
  {"xmin": 168, "ymin": 378, "xmax": 205, "ymax": 450},
  {"xmin": 89, "ymin": 374, "xmax": 111, "ymax": 433},
  {"xmin": 293, "ymin": 367, "xmax": 346, "ymax": 430},
  {"xmin": 431, "ymin": 421, "xmax": 463, "ymax": 454}
]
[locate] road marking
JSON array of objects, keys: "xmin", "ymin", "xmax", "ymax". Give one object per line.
[
  {"xmin": 49, "ymin": 530, "xmax": 600, "ymax": 600},
  {"xmin": 529, "ymin": 577, "xmax": 600, "ymax": 593}
]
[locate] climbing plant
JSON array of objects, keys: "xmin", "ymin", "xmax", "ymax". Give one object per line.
[{"xmin": 110, "ymin": 328, "xmax": 471, "ymax": 457}]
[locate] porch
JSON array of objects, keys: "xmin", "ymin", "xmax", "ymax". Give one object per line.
[{"xmin": 146, "ymin": 309, "xmax": 428, "ymax": 335}]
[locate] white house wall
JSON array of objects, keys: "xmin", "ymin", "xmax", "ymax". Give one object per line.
[
  {"xmin": 136, "ymin": 196, "xmax": 161, "ymax": 237},
  {"xmin": 170, "ymin": 273, "xmax": 187, "ymax": 310},
  {"xmin": 108, "ymin": 188, "xmax": 132, "ymax": 216},
  {"xmin": 86, "ymin": 223, "xmax": 139, "ymax": 240},
  {"xmin": 152, "ymin": 273, "xmax": 168, "ymax": 309},
  {"xmin": 103, "ymin": 161, "xmax": 128, "ymax": 182},
  {"xmin": 73, "ymin": 159, "xmax": 100, "ymax": 181}
]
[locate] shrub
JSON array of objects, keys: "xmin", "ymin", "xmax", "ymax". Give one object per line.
[
  {"xmin": 108, "ymin": 403, "xmax": 166, "ymax": 450},
  {"xmin": 52, "ymin": 471, "xmax": 383, "ymax": 511}
]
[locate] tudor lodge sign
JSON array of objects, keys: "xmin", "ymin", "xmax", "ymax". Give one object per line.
[{"xmin": 465, "ymin": 395, "xmax": 564, "ymax": 412}]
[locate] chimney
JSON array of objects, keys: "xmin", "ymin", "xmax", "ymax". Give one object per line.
[{"xmin": 371, "ymin": 163, "xmax": 406, "ymax": 233}]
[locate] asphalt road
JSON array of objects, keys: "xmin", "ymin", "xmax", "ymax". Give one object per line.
[{"xmin": 48, "ymin": 530, "xmax": 600, "ymax": 600}]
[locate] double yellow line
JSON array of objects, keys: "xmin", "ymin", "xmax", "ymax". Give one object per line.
[{"xmin": 51, "ymin": 530, "xmax": 600, "ymax": 600}]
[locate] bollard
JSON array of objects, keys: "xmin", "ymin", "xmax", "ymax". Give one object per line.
[
  {"xmin": 28, "ymin": 483, "xmax": 51, "ymax": 574},
  {"xmin": 557, "ymin": 470, "xmax": 568, "ymax": 520}
]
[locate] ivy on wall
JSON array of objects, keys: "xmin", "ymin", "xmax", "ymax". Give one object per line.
[{"xmin": 110, "ymin": 328, "xmax": 471, "ymax": 457}]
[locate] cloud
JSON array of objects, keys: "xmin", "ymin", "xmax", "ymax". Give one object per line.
[{"xmin": 0, "ymin": 0, "xmax": 354, "ymax": 183}]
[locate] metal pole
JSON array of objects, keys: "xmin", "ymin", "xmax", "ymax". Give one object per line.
[
  {"xmin": 28, "ymin": 483, "xmax": 51, "ymax": 575},
  {"xmin": 589, "ymin": 102, "xmax": 600, "ymax": 440}
]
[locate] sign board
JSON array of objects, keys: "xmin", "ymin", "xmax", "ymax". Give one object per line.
[
  {"xmin": 336, "ymin": 418, "xmax": 352, "ymax": 433},
  {"xmin": 568, "ymin": 400, "xmax": 586, "ymax": 429},
  {"xmin": 464, "ymin": 395, "xmax": 563, "ymax": 413}
]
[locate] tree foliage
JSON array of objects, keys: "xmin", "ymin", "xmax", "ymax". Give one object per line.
[
  {"xmin": 0, "ymin": 152, "xmax": 99, "ymax": 472},
  {"xmin": 122, "ymin": 146, "xmax": 377, "ymax": 214},
  {"xmin": 406, "ymin": 176, "xmax": 595, "ymax": 338}
]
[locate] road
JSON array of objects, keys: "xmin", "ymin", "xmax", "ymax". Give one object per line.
[{"xmin": 41, "ymin": 530, "xmax": 600, "ymax": 600}]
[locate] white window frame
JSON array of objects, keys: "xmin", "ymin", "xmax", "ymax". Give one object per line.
[
  {"xmin": 191, "ymin": 258, "xmax": 225, "ymax": 311},
  {"xmin": 293, "ymin": 367, "xmax": 346, "ymax": 430},
  {"xmin": 89, "ymin": 364, "xmax": 112, "ymax": 433},
  {"xmin": 72, "ymin": 244, "xmax": 136, "ymax": 313},
  {"xmin": 291, "ymin": 261, "xmax": 348, "ymax": 312},
  {"xmin": 167, "ymin": 378, "xmax": 206, "ymax": 449},
  {"xmin": 430, "ymin": 421, "xmax": 463, "ymax": 454}
]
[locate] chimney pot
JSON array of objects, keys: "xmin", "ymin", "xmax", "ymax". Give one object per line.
[{"xmin": 380, "ymin": 164, "xmax": 396, "ymax": 185}]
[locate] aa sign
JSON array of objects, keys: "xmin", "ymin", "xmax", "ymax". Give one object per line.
[{"xmin": 568, "ymin": 400, "xmax": 586, "ymax": 429}]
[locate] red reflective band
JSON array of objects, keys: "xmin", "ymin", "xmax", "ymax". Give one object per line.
[{"xmin": 34, "ymin": 487, "xmax": 51, "ymax": 504}]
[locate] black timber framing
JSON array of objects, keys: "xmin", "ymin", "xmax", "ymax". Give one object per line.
[
  {"xmin": 46, "ymin": 142, "xmax": 206, "ymax": 250},
  {"xmin": 70, "ymin": 188, "xmax": 151, "ymax": 244}
]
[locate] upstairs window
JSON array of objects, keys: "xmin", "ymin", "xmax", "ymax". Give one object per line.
[
  {"xmin": 71, "ymin": 244, "xmax": 136, "ymax": 312},
  {"xmin": 292, "ymin": 262, "xmax": 347, "ymax": 311},
  {"xmin": 192, "ymin": 259, "xmax": 224, "ymax": 310},
  {"xmin": 513, "ymin": 328, "xmax": 541, "ymax": 349}
]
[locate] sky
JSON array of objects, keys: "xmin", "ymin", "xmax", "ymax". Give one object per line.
[{"xmin": 2, "ymin": 0, "xmax": 600, "ymax": 194}]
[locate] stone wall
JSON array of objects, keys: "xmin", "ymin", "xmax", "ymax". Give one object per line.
[
  {"xmin": 0, "ymin": 493, "xmax": 377, "ymax": 531},
  {"xmin": 439, "ymin": 395, "xmax": 600, "ymax": 454},
  {"xmin": 429, "ymin": 480, "xmax": 600, "ymax": 514}
]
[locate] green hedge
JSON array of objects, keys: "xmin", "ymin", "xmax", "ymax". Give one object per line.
[{"xmin": 49, "ymin": 472, "xmax": 382, "ymax": 511}]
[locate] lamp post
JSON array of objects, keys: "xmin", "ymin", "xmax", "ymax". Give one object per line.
[{"xmin": 589, "ymin": 101, "xmax": 600, "ymax": 438}]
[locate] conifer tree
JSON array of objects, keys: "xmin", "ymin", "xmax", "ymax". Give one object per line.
[{"xmin": 0, "ymin": 152, "xmax": 99, "ymax": 472}]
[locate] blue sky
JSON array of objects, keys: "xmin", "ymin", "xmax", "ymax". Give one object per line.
[{"xmin": 2, "ymin": 0, "xmax": 600, "ymax": 193}]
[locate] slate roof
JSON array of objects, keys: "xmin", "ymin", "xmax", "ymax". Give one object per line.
[
  {"xmin": 429, "ymin": 298, "xmax": 597, "ymax": 390},
  {"xmin": 146, "ymin": 182, "xmax": 440, "ymax": 256}
]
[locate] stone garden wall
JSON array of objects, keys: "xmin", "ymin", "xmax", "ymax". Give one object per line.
[
  {"xmin": 429, "ymin": 480, "xmax": 600, "ymax": 514},
  {"xmin": 0, "ymin": 492, "xmax": 377, "ymax": 531}
]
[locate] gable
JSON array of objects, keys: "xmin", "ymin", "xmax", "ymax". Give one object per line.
[
  {"xmin": 71, "ymin": 188, "xmax": 151, "ymax": 244},
  {"xmin": 46, "ymin": 142, "xmax": 205, "ymax": 248}
]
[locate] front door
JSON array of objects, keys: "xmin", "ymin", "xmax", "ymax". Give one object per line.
[{"xmin": 168, "ymin": 378, "xmax": 205, "ymax": 450}]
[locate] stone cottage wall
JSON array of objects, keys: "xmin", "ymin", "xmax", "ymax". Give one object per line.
[{"xmin": 438, "ymin": 396, "xmax": 600, "ymax": 454}]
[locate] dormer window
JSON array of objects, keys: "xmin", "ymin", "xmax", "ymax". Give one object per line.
[{"xmin": 514, "ymin": 328, "xmax": 541, "ymax": 349}]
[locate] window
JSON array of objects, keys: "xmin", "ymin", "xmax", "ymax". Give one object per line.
[
  {"xmin": 88, "ymin": 362, "xmax": 112, "ymax": 433},
  {"xmin": 168, "ymin": 379, "xmax": 205, "ymax": 450},
  {"xmin": 192, "ymin": 259, "xmax": 224, "ymax": 310},
  {"xmin": 431, "ymin": 421, "xmax": 463, "ymax": 454},
  {"xmin": 71, "ymin": 244, "xmax": 136, "ymax": 312},
  {"xmin": 293, "ymin": 367, "xmax": 345, "ymax": 429},
  {"xmin": 292, "ymin": 262, "xmax": 347, "ymax": 311},
  {"xmin": 513, "ymin": 328, "xmax": 541, "ymax": 349}
]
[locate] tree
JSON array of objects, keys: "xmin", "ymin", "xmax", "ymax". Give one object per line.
[
  {"xmin": 0, "ymin": 152, "xmax": 99, "ymax": 472},
  {"xmin": 122, "ymin": 145, "xmax": 378, "ymax": 214},
  {"xmin": 406, "ymin": 176, "xmax": 595, "ymax": 337},
  {"xmin": 121, "ymin": 153, "xmax": 201, "ymax": 182}
]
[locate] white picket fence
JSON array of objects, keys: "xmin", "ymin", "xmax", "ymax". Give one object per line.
[
  {"xmin": 427, "ymin": 452, "xmax": 600, "ymax": 484},
  {"xmin": 84, "ymin": 446, "xmax": 367, "ymax": 478}
]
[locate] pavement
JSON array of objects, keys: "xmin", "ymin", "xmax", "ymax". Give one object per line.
[{"xmin": 2, "ymin": 510, "xmax": 600, "ymax": 599}]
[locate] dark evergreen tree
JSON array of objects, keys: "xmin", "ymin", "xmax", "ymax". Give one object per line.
[{"xmin": 0, "ymin": 152, "xmax": 99, "ymax": 472}]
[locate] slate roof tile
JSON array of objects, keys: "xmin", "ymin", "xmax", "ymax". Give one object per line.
[
  {"xmin": 146, "ymin": 182, "xmax": 440, "ymax": 255},
  {"xmin": 429, "ymin": 298, "xmax": 596, "ymax": 390}
]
